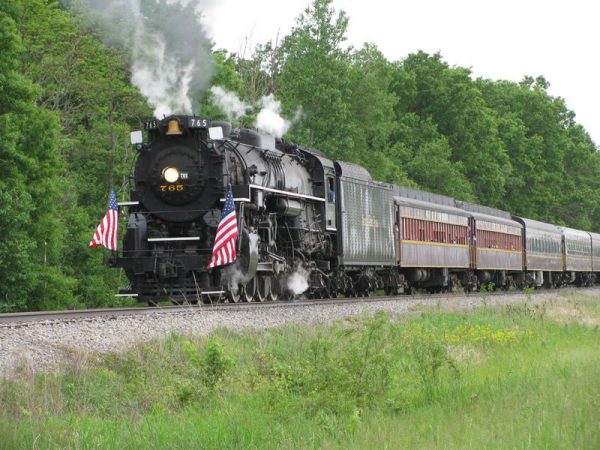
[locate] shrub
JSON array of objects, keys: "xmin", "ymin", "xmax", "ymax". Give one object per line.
[{"xmin": 203, "ymin": 339, "xmax": 233, "ymax": 389}]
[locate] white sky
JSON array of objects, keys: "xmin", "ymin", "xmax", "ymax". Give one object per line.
[{"xmin": 201, "ymin": 0, "xmax": 600, "ymax": 147}]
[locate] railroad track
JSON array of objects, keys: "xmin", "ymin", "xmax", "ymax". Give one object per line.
[
  {"xmin": 2, "ymin": 287, "xmax": 599, "ymax": 326},
  {"xmin": 2, "ymin": 287, "xmax": 599, "ymax": 378}
]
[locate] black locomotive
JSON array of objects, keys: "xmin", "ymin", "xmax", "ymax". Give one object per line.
[{"xmin": 112, "ymin": 115, "xmax": 600, "ymax": 303}]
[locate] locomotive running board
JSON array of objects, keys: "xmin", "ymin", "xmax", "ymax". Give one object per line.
[
  {"xmin": 249, "ymin": 184, "xmax": 326, "ymax": 202},
  {"xmin": 147, "ymin": 237, "xmax": 201, "ymax": 242},
  {"xmin": 220, "ymin": 184, "xmax": 326, "ymax": 203}
]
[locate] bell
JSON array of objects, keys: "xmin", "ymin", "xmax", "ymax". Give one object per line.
[{"xmin": 165, "ymin": 119, "xmax": 183, "ymax": 136}]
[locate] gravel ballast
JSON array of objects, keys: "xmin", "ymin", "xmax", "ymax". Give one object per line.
[{"xmin": 1, "ymin": 289, "xmax": 597, "ymax": 378}]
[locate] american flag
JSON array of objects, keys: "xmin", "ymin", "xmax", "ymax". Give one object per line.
[
  {"xmin": 208, "ymin": 186, "xmax": 238, "ymax": 268},
  {"xmin": 88, "ymin": 189, "xmax": 119, "ymax": 251}
]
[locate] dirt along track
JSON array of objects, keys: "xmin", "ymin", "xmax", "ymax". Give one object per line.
[{"xmin": 1, "ymin": 287, "xmax": 599, "ymax": 378}]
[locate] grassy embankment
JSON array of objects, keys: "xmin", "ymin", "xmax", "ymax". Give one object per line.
[{"xmin": 1, "ymin": 293, "xmax": 600, "ymax": 449}]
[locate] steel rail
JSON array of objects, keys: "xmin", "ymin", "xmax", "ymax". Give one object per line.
[{"xmin": 1, "ymin": 287, "xmax": 598, "ymax": 326}]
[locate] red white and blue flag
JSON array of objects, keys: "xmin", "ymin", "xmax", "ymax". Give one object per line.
[
  {"xmin": 208, "ymin": 186, "xmax": 238, "ymax": 268},
  {"xmin": 88, "ymin": 189, "xmax": 119, "ymax": 251}
]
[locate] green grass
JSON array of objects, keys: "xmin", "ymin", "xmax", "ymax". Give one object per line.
[{"xmin": 1, "ymin": 294, "xmax": 599, "ymax": 449}]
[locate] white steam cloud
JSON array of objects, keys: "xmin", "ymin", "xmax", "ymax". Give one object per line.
[
  {"xmin": 209, "ymin": 87, "xmax": 299, "ymax": 138},
  {"xmin": 222, "ymin": 233, "xmax": 258, "ymax": 295},
  {"xmin": 210, "ymin": 86, "xmax": 250, "ymax": 120},
  {"xmin": 64, "ymin": 0, "xmax": 216, "ymax": 117},
  {"xmin": 287, "ymin": 266, "xmax": 309, "ymax": 295},
  {"xmin": 222, "ymin": 265, "xmax": 248, "ymax": 295},
  {"xmin": 256, "ymin": 94, "xmax": 291, "ymax": 138}
]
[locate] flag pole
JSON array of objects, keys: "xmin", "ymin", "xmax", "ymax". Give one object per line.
[
  {"xmin": 114, "ymin": 186, "xmax": 120, "ymax": 258},
  {"xmin": 223, "ymin": 143, "xmax": 231, "ymax": 184},
  {"xmin": 221, "ymin": 143, "xmax": 240, "ymax": 251}
]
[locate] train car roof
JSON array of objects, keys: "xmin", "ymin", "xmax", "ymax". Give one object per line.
[
  {"xmin": 560, "ymin": 226, "xmax": 592, "ymax": 240},
  {"xmin": 297, "ymin": 147, "xmax": 335, "ymax": 170},
  {"xmin": 394, "ymin": 196, "xmax": 471, "ymax": 217},
  {"xmin": 393, "ymin": 185, "xmax": 455, "ymax": 207},
  {"xmin": 297, "ymin": 146, "xmax": 326, "ymax": 158},
  {"xmin": 512, "ymin": 217, "xmax": 562, "ymax": 236},
  {"xmin": 392, "ymin": 185, "xmax": 514, "ymax": 221},
  {"xmin": 454, "ymin": 200, "xmax": 512, "ymax": 220},
  {"xmin": 588, "ymin": 231, "xmax": 600, "ymax": 244},
  {"xmin": 469, "ymin": 211, "xmax": 523, "ymax": 229},
  {"xmin": 334, "ymin": 161, "xmax": 372, "ymax": 182}
]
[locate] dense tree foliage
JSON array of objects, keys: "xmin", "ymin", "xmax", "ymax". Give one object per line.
[
  {"xmin": 1, "ymin": 0, "xmax": 150, "ymax": 311},
  {"xmin": 1, "ymin": 0, "xmax": 599, "ymax": 310},
  {"xmin": 278, "ymin": 0, "xmax": 354, "ymax": 158},
  {"xmin": 0, "ymin": 2, "xmax": 73, "ymax": 311}
]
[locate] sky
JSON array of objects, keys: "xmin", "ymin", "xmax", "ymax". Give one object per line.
[{"xmin": 201, "ymin": 0, "xmax": 600, "ymax": 147}]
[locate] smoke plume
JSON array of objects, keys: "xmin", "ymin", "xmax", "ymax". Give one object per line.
[
  {"xmin": 210, "ymin": 86, "xmax": 251, "ymax": 120},
  {"xmin": 63, "ymin": 0, "xmax": 216, "ymax": 117}
]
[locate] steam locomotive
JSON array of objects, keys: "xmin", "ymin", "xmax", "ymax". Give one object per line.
[{"xmin": 112, "ymin": 115, "xmax": 600, "ymax": 303}]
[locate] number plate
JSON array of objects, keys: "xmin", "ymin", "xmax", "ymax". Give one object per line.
[
  {"xmin": 160, "ymin": 185, "xmax": 185, "ymax": 192},
  {"xmin": 188, "ymin": 117, "xmax": 208, "ymax": 128}
]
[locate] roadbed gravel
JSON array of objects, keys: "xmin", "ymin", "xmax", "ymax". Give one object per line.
[{"xmin": 1, "ymin": 289, "xmax": 597, "ymax": 378}]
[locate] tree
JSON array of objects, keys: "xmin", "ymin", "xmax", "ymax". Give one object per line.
[
  {"xmin": 0, "ymin": 5, "xmax": 74, "ymax": 310},
  {"xmin": 13, "ymin": 0, "xmax": 151, "ymax": 308},
  {"xmin": 393, "ymin": 52, "xmax": 510, "ymax": 205},
  {"xmin": 345, "ymin": 44, "xmax": 400, "ymax": 179},
  {"xmin": 199, "ymin": 50, "xmax": 249, "ymax": 123},
  {"xmin": 236, "ymin": 40, "xmax": 283, "ymax": 104},
  {"xmin": 279, "ymin": 0, "xmax": 353, "ymax": 158},
  {"xmin": 477, "ymin": 75, "xmax": 600, "ymax": 229}
]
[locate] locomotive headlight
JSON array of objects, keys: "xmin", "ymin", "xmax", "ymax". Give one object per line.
[{"xmin": 162, "ymin": 166, "xmax": 180, "ymax": 183}]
